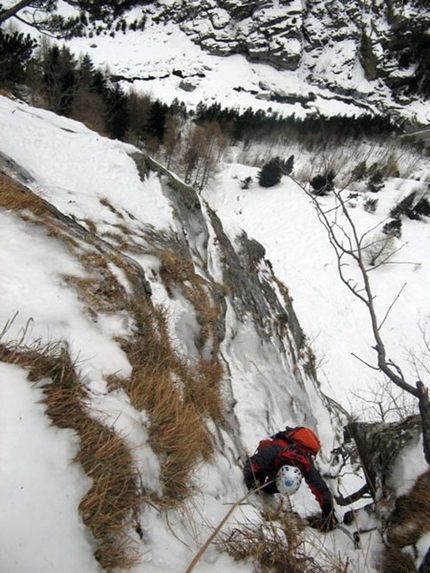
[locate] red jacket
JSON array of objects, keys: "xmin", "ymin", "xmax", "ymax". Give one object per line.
[{"xmin": 243, "ymin": 437, "xmax": 333, "ymax": 515}]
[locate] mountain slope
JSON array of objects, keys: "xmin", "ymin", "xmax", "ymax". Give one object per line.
[
  {"xmin": 1, "ymin": 93, "xmax": 348, "ymax": 572},
  {"xmin": 1, "ymin": 78, "xmax": 430, "ymax": 569},
  {"xmin": 52, "ymin": 0, "xmax": 430, "ymax": 124},
  {"xmin": 1, "ymin": 1, "xmax": 430, "ymax": 568}
]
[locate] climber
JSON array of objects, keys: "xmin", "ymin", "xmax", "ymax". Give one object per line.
[{"xmin": 243, "ymin": 426, "xmax": 337, "ymax": 531}]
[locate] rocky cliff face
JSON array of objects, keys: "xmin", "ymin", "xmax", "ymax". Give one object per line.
[{"xmin": 145, "ymin": 0, "xmax": 430, "ymax": 109}]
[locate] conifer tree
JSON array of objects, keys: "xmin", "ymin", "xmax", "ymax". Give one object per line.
[
  {"xmin": 258, "ymin": 158, "xmax": 283, "ymax": 188},
  {"xmin": 0, "ymin": 1, "xmax": 143, "ymax": 27},
  {"xmin": 104, "ymin": 84, "xmax": 130, "ymax": 140},
  {"xmin": 41, "ymin": 44, "xmax": 78, "ymax": 114},
  {"xmin": 146, "ymin": 99, "xmax": 168, "ymax": 144},
  {"xmin": 0, "ymin": 29, "xmax": 35, "ymax": 86}
]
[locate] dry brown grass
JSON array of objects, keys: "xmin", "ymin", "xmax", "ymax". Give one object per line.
[
  {"xmin": 0, "ymin": 89, "xmax": 16, "ymax": 99},
  {"xmin": 101, "ymin": 249, "xmax": 226, "ymax": 504},
  {"xmin": 0, "ymin": 175, "xmax": 49, "ymax": 217},
  {"xmin": 82, "ymin": 217, "xmax": 98, "ymax": 234},
  {"xmin": 157, "ymin": 249, "xmax": 195, "ymax": 287},
  {"xmin": 220, "ymin": 507, "xmax": 344, "ymax": 573},
  {"xmin": 0, "ymin": 175, "xmax": 105, "ymax": 256},
  {"xmin": 113, "ymin": 302, "xmax": 215, "ymax": 503},
  {"xmin": 156, "ymin": 249, "xmax": 219, "ymax": 349},
  {"xmin": 1, "ymin": 172, "xmax": 225, "ymax": 508},
  {"xmin": 184, "ymin": 358, "xmax": 225, "ymax": 422},
  {"xmin": 100, "ymin": 197, "xmax": 124, "ymax": 218},
  {"xmin": 57, "ymin": 238, "xmax": 221, "ymax": 505},
  {"xmin": 66, "ymin": 250, "xmax": 132, "ymax": 317},
  {"xmin": 0, "ymin": 340, "xmax": 141, "ymax": 571},
  {"xmin": 381, "ymin": 547, "xmax": 416, "ymax": 573},
  {"xmin": 0, "ymin": 176, "xmax": 81, "ymax": 252}
]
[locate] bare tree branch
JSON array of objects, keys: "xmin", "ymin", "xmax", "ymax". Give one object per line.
[
  {"xmin": 288, "ymin": 173, "xmax": 430, "ymax": 464},
  {"xmin": 0, "ymin": 0, "xmax": 55, "ymax": 26},
  {"xmin": 0, "ymin": 1, "xmax": 35, "ymax": 26},
  {"xmin": 378, "ymin": 283, "xmax": 407, "ymax": 331},
  {"xmin": 351, "ymin": 352, "xmax": 380, "ymax": 371}
]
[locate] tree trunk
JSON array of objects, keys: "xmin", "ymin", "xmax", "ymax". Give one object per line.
[{"xmin": 417, "ymin": 381, "xmax": 430, "ymax": 465}]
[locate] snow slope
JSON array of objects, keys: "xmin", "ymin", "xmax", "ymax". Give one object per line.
[
  {"xmin": 0, "ymin": 94, "xmax": 331, "ymax": 573},
  {"xmin": 1, "ymin": 67, "xmax": 430, "ymax": 573},
  {"xmin": 204, "ymin": 160, "xmax": 430, "ymax": 412}
]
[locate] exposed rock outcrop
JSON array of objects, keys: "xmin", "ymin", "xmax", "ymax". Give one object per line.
[
  {"xmin": 345, "ymin": 416, "xmax": 423, "ymax": 499},
  {"xmin": 144, "ymin": 0, "xmax": 430, "ymax": 105}
]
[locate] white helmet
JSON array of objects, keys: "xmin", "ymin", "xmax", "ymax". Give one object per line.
[{"xmin": 276, "ymin": 465, "xmax": 302, "ymax": 495}]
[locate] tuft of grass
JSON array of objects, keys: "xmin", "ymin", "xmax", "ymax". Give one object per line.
[
  {"xmin": 65, "ymin": 255, "xmax": 129, "ymax": 315},
  {"xmin": 82, "ymin": 217, "xmax": 98, "ymax": 234},
  {"xmin": 387, "ymin": 470, "xmax": 430, "ymax": 546},
  {"xmin": 381, "ymin": 470, "xmax": 430, "ymax": 572},
  {"xmin": 114, "ymin": 302, "xmax": 215, "ymax": 503},
  {"xmin": 0, "ymin": 339, "xmax": 141, "ymax": 571},
  {"xmin": 220, "ymin": 505, "xmax": 346, "ymax": 573},
  {"xmin": 156, "ymin": 249, "xmax": 220, "ymax": 350},
  {"xmin": 184, "ymin": 358, "xmax": 225, "ymax": 422},
  {"xmin": 99, "ymin": 197, "xmax": 125, "ymax": 218},
  {"xmin": 0, "ymin": 176, "xmax": 80, "ymax": 251},
  {"xmin": 0, "ymin": 175, "xmax": 49, "ymax": 217},
  {"xmin": 381, "ymin": 547, "xmax": 416, "ymax": 573}
]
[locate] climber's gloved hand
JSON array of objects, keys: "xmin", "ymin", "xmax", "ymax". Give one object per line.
[
  {"xmin": 243, "ymin": 463, "xmax": 261, "ymax": 491},
  {"xmin": 320, "ymin": 505, "xmax": 338, "ymax": 532},
  {"xmin": 244, "ymin": 470, "xmax": 257, "ymax": 491}
]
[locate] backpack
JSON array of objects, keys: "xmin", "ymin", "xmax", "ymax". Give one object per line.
[{"xmin": 278, "ymin": 426, "xmax": 321, "ymax": 455}]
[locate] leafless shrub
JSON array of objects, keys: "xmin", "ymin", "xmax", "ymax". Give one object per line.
[
  {"xmin": 287, "ymin": 174, "xmax": 430, "ymax": 464},
  {"xmin": 407, "ymin": 324, "xmax": 430, "ymax": 382},
  {"xmin": 70, "ymin": 87, "xmax": 107, "ymax": 136},
  {"xmin": 362, "ymin": 233, "xmax": 398, "ymax": 268},
  {"xmin": 351, "ymin": 377, "xmax": 418, "ymax": 423},
  {"xmin": 180, "ymin": 120, "xmax": 228, "ymax": 188}
]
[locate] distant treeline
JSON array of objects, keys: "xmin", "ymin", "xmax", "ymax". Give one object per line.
[{"xmin": 0, "ymin": 35, "xmax": 411, "ymax": 188}]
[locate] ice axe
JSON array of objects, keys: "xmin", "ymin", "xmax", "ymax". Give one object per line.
[{"xmin": 335, "ymin": 523, "xmax": 361, "ymax": 549}]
